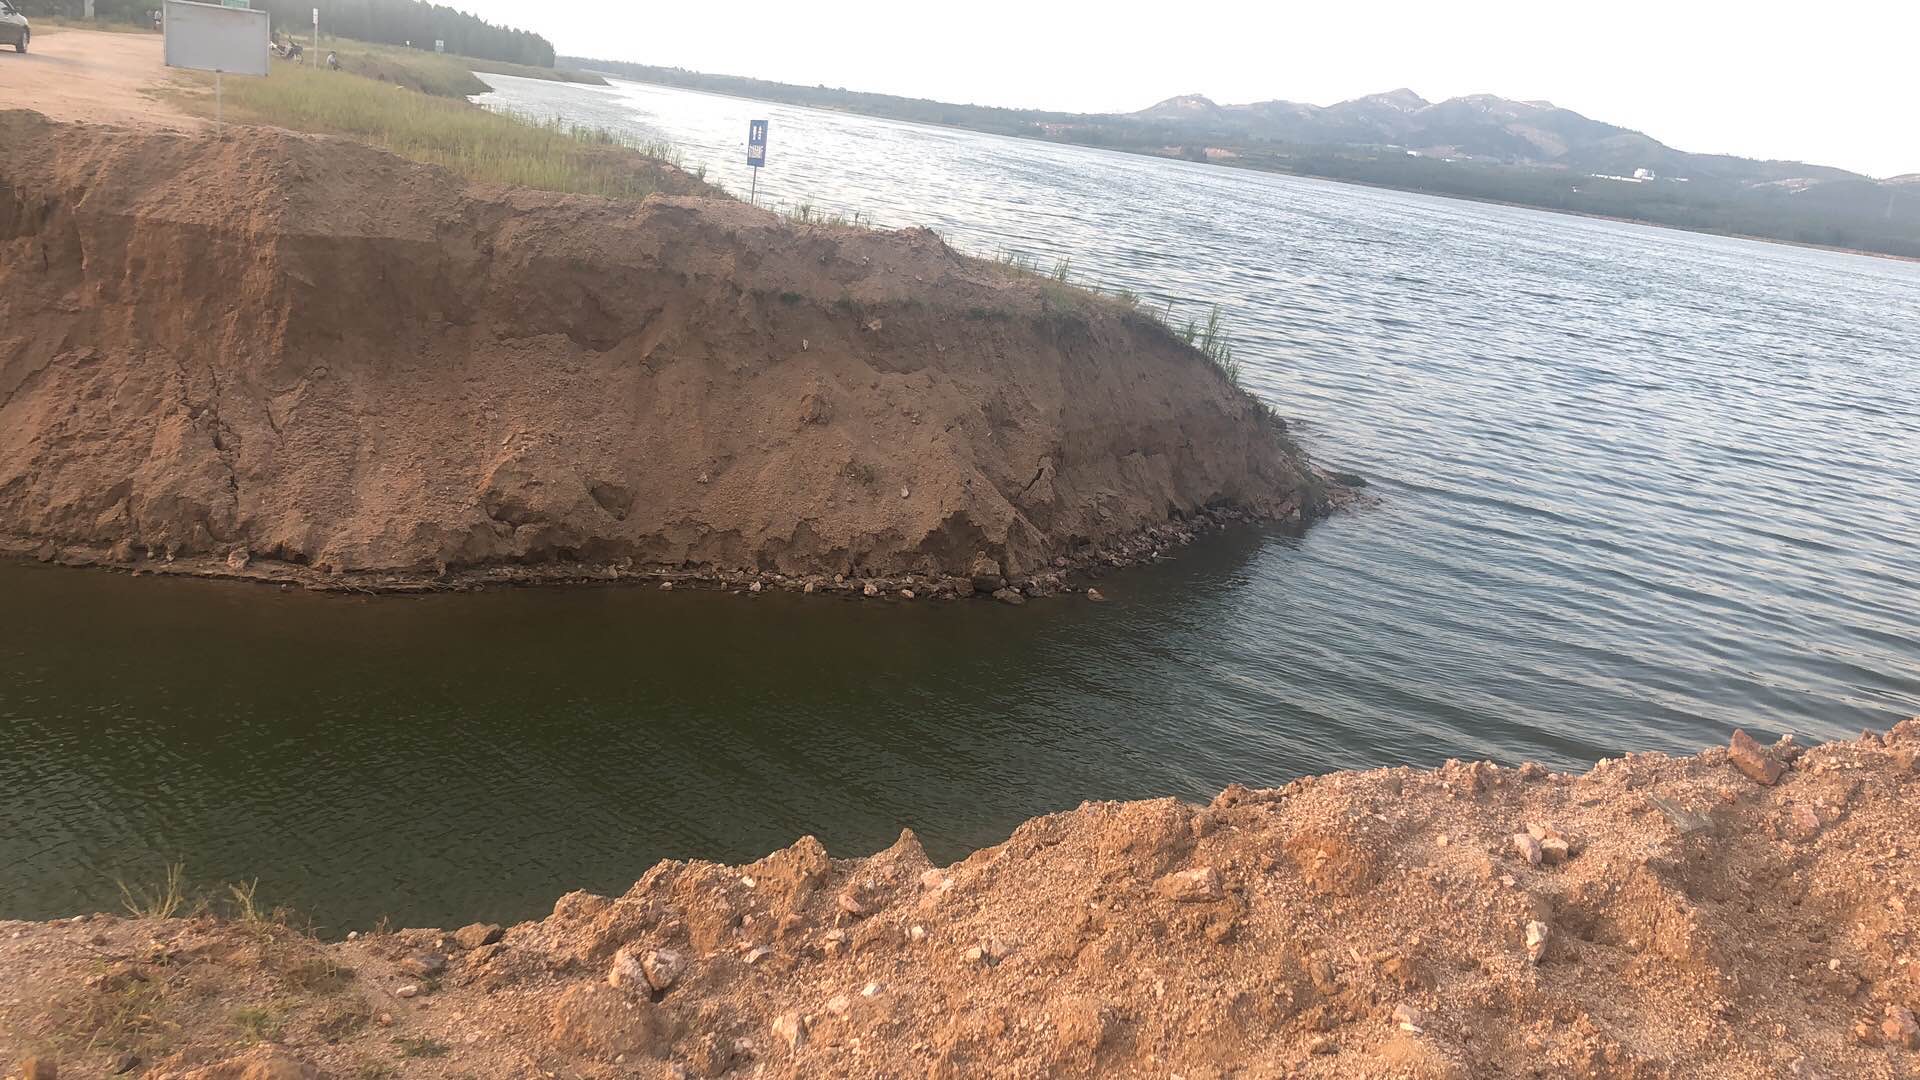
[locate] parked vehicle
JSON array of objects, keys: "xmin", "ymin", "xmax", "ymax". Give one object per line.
[{"xmin": 0, "ymin": 0, "xmax": 29, "ymax": 53}]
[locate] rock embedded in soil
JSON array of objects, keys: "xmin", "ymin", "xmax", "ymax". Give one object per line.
[
  {"xmin": 607, "ymin": 945, "xmax": 646, "ymax": 992},
  {"xmin": 641, "ymin": 946, "xmax": 685, "ymax": 991},
  {"xmin": 402, "ymin": 951, "xmax": 446, "ymax": 977},
  {"xmin": 1153, "ymin": 866, "xmax": 1226, "ymax": 902},
  {"xmin": 1525, "ymin": 920, "xmax": 1551, "ymax": 964},
  {"xmin": 1886, "ymin": 1005, "xmax": 1919, "ymax": 1049},
  {"xmin": 1513, "ymin": 832, "xmax": 1544, "ymax": 866},
  {"xmin": 1728, "ymin": 728, "xmax": 1786, "ymax": 785},
  {"xmin": 454, "ymin": 922, "xmax": 504, "ymax": 949},
  {"xmin": 772, "ymin": 1010, "xmax": 807, "ymax": 1052}
]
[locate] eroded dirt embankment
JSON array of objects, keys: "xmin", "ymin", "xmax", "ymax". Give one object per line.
[
  {"xmin": 0, "ymin": 110, "xmax": 1326, "ymax": 594},
  {"xmin": 4, "ymin": 725, "xmax": 1918, "ymax": 1078}
]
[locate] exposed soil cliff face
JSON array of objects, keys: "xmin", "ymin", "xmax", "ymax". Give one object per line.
[
  {"xmin": 4, "ymin": 725, "xmax": 1918, "ymax": 1078},
  {"xmin": 0, "ymin": 111, "xmax": 1320, "ymax": 589}
]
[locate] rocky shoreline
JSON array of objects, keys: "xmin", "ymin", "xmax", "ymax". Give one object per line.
[
  {"xmin": 0, "ymin": 489, "xmax": 1361, "ymax": 599},
  {"xmin": 5, "ymin": 724, "xmax": 1917, "ymax": 1078}
]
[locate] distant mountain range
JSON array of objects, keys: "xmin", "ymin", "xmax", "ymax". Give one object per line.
[
  {"xmin": 563, "ymin": 56, "xmax": 1920, "ymax": 258},
  {"xmin": 1124, "ymin": 89, "xmax": 1869, "ymax": 186}
]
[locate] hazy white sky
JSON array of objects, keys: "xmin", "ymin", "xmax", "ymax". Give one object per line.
[{"xmin": 454, "ymin": 0, "xmax": 1919, "ymax": 178}]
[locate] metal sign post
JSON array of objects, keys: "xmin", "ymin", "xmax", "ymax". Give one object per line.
[
  {"xmin": 310, "ymin": 6, "xmax": 317, "ymax": 55},
  {"xmin": 746, "ymin": 119, "xmax": 768, "ymax": 205}
]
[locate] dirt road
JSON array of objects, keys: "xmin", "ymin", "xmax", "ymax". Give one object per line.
[{"xmin": 0, "ymin": 27, "xmax": 198, "ymax": 128}]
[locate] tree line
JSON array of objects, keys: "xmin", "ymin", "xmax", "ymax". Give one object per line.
[{"xmin": 19, "ymin": 0, "xmax": 554, "ymax": 67}]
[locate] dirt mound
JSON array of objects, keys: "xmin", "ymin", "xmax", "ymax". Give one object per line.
[
  {"xmin": 5, "ymin": 724, "xmax": 1918, "ymax": 1077},
  {"xmin": 0, "ymin": 111, "xmax": 1325, "ymax": 593}
]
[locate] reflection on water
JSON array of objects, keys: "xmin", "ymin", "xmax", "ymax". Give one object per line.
[{"xmin": 1, "ymin": 77, "xmax": 1917, "ymax": 931}]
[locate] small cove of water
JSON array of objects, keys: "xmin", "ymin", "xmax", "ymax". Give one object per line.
[{"xmin": 2, "ymin": 76, "xmax": 1917, "ymax": 930}]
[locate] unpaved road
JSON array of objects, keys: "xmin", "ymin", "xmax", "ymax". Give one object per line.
[{"xmin": 0, "ymin": 28, "xmax": 198, "ymax": 128}]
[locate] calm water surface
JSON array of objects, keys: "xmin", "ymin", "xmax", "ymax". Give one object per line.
[{"xmin": 3, "ymin": 76, "xmax": 1917, "ymax": 929}]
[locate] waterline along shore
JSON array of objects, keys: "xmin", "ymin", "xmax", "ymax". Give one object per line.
[{"xmin": 5, "ymin": 725, "xmax": 1918, "ymax": 1078}]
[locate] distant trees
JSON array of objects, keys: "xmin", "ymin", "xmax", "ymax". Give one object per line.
[
  {"xmin": 256, "ymin": 0, "xmax": 554, "ymax": 66},
  {"xmin": 14, "ymin": 0, "xmax": 558, "ymax": 67}
]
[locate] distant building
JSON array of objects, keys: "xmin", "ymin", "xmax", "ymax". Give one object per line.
[{"xmin": 1633, "ymin": 167, "xmax": 1655, "ymax": 180}]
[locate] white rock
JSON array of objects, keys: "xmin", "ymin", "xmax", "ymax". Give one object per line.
[
  {"xmin": 608, "ymin": 946, "xmax": 647, "ymax": 992},
  {"xmin": 643, "ymin": 947, "xmax": 686, "ymax": 990},
  {"xmin": 1525, "ymin": 920, "xmax": 1551, "ymax": 964},
  {"xmin": 1513, "ymin": 832, "xmax": 1543, "ymax": 866},
  {"xmin": 772, "ymin": 1010, "xmax": 807, "ymax": 1052},
  {"xmin": 395, "ymin": 984, "xmax": 421, "ymax": 998},
  {"xmin": 861, "ymin": 981, "xmax": 884, "ymax": 997},
  {"xmin": 825, "ymin": 993, "xmax": 851, "ymax": 1016}
]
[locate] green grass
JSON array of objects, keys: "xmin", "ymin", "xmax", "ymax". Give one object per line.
[
  {"xmin": 307, "ymin": 39, "xmax": 605, "ymax": 97},
  {"xmin": 184, "ymin": 61, "xmax": 702, "ymax": 199},
  {"xmin": 231, "ymin": 1004, "xmax": 286, "ymax": 1041},
  {"xmin": 786, "ymin": 201, "xmax": 872, "ymax": 228},
  {"xmin": 324, "ymin": 42, "xmax": 491, "ymax": 97}
]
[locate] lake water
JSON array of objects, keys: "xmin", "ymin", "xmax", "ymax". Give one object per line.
[{"xmin": 3, "ymin": 76, "xmax": 1918, "ymax": 932}]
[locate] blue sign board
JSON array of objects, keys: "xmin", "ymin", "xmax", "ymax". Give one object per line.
[{"xmin": 747, "ymin": 119, "xmax": 769, "ymax": 167}]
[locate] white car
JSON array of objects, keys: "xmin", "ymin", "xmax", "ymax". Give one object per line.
[{"xmin": 0, "ymin": 0, "xmax": 28, "ymax": 53}]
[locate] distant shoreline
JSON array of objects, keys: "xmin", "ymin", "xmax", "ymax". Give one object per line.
[{"xmin": 558, "ymin": 66, "xmax": 1919, "ymax": 266}]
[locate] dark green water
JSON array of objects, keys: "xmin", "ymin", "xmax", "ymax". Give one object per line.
[{"xmin": 2, "ymin": 528, "xmax": 1390, "ymax": 931}]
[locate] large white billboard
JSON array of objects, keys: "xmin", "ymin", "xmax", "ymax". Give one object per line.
[{"xmin": 163, "ymin": 0, "xmax": 270, "ymax": 77}]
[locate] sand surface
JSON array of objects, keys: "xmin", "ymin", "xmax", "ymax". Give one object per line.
[{"xmin": 0, "ymin": 29, "xmax": 197, "ymax": 130}]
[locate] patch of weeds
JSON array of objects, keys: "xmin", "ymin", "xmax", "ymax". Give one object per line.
[
  {"xmin": 228, "ymin": 879, "xmax": 266, "ymax": 925},
  {"xmin": 840, "ymin": 461, "xmax": 876, "ymax": 486},
  {"xmin": 353, "ymin": 1060, "xmax": 400, "ymax": 1080},
  {"xmin": 394, "ymin": 1035, "xmax": 451, "ymax": 1058},
  {"xmin": 282, "ymin": 952, "xmax": 355, "ymax": 995},
  {"xmin": 778, "ymin": 291, "xmax": 804, "ymax": 305},
  {"xmin": 60, "ymin": 967, "xmax": 177, "ymax": 1053},
  {"xmin": 118, "ymin": 862, "xmax": 190, "ymax": 919},
  {"xmin": 316, "ymin": 998, "xmax": 377, "ymax": 1043},
  {"xmin": 963, "ymin": 305, "xmax": 1011, "ymax": 322},
  {"xmin": 231, "ymin": 1004, "xmax": 287, "ymax": 1041}
]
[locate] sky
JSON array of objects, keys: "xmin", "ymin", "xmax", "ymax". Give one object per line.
[{"xmin": 453, "ymin": 0, "xmax": 1919, "ymax": 178}]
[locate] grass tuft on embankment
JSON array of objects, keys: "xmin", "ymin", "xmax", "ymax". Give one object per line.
[{"xmin": 178, "ymin": 60, "xmax": 702, "ymax": 199}]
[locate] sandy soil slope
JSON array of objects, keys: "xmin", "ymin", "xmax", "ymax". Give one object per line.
[
  {"xmin": 0, "ymin": 112, "xmax": 1325, "ymax": 593},
  {"xmin": 3, "ymin": 725, "xmax": 1917, "ymax": 1078}
]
